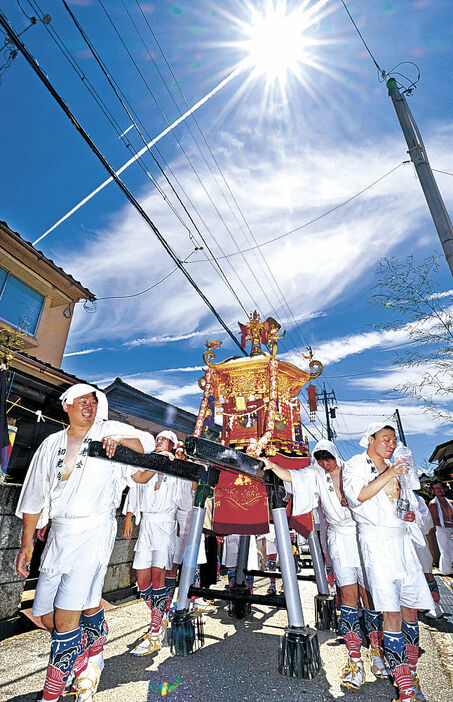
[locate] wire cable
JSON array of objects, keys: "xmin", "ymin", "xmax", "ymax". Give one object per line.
[
  {"xmin": 339, "ymin": 0, "xmax": 385, "ymax": 78},
  {"xmin": 0, "ymin": 10, "xmax": 247, "ymax": 356}
]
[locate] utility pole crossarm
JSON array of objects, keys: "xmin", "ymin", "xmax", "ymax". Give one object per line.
[{"xmin": 387, "ymin": 78, "xmax": 453, "ymax": 277}]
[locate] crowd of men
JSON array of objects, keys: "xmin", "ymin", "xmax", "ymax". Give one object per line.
[{"xmin": 15, "ymin": 384, "xmax": 452, "ymax": 702}]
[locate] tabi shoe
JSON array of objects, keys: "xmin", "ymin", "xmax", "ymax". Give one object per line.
[
  {"xmin": 410, "ymin": 671, "xmax": 426, "ymax": 702},
  {"xmin": 391, "ymin": 695, "xmax": 418, "ymax": 702},
  {"xmin": 192, "ymin": 597, "xmax": 216, "ymax": 614},
  {"xmin": 370, "ymin": 653, "xmax": 392, "ymax": 679},
  {"xmin": 340, "ymin": 656, "xmax": 365, "ymax": 690},
  {"xmin": 72, "ymin": 661, "xmax": 101, "ymax": 702},
  {"xmin": 266, "ymin": 586, "xmax": 276, "ymax": 595},
  {"xmin": 130, "ymin": 627, "xmax": 165, "ymax": 656}
]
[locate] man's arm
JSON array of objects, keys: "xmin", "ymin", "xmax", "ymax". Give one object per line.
[
  {"xmin": 123, "ymin": 511, "xmax": 134, "ymax": 540},
  {"xmin": 132, "ymin": 469, "xmax": 156, "ymax": 484},
  {"xmin": 261, "ymin": 457, "xmax": 292, "ymax": 482},
  {"xmin": 357, "ymin": 460, "xmax": 407, "ymax": 503},
  {"xmin": 102, "ymin": 435, "xmax": 146, "ymax": 458},
  {"xmin": 16, "ymin": 513, "xmax": 40, "ymax": 577}
]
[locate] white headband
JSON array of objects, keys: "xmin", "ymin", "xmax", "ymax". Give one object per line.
[
  {"xmin": 359, "ymin": 421, "xmax": 397, "ymax": 448},
  {"xmin": 60, "ymin": 383, "xmax": 108, "ymax": 421},
  {"xmin": 312, "ymin": 439, "xmax": 343, "ymax": 467},
  {"xmin": 156, "ymin": 430, "xmax": 178, "ymax": 447}
]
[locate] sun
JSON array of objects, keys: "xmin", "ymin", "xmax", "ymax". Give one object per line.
[{"xmin": 240, "ymin": 0, "xmax": 331, "ymax": 91}]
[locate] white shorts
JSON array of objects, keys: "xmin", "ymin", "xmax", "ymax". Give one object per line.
[
  {"xmin": 133, "ymin": 516, "xmax": 176, "ymax": 571},
  {"xmin": 358, "ymin": 527, "xmax": 433, "ymax": 612},
  {"xmin": 32, "ymin": 562, "xmax": 107, "ymax": 616},
  {"xmin": 327, "ymin": 526, "xmax": 365, "ymax": 589},
  {"xmin": 436, "ymin": 526, "xmax": 453, "ymax": 575},
  {"xmin": 221, "ymin": 534, "xmax": 258, "ymax": 570}
]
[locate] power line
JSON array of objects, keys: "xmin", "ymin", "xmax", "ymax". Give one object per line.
[
  {"xmin": 0, "ymin": 10, "xmax": 247, "ymax": 357},
  {"xmin": 48, "ymin": 0, "xmax": 251, "ymax": 318},
  {"xmin": 339, "ymin": 0, "xmax": 385, "ymax": 78},
  {"xmin": 185, "ymin": 163, "xmax": 407, "ymax": 262}
]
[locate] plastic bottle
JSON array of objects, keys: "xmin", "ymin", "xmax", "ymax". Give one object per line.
[{"xmin": 393, "ymin": 442, "xmax": 420, "ymax": 490}]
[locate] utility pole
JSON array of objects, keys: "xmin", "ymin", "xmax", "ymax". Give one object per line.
[
  {"xmin": 393, "ymin": 409, "xmax": 407, "ymax": 446},
  {"xmin": 387, "ymin": 78, "xmax": 453, "ymax": 277},
  {"xmin": 321, "ymin": 384, "xmax": 337, "ymax": 441}
]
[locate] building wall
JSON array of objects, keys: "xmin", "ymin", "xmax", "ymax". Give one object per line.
[
  {"xmin": 33, "ymin": 301, "xmax": 72, "ymax": 368},
  {"xmin": 0, "ymin": 485, "xmax": 25, "ymax": 621}
]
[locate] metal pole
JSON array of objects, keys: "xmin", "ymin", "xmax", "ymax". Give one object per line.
[
  {"xmin": 177, "ymin": 506, "xmax": 205, "ymax": 610},
  {"xmin": 307, "ymin": 530, "xmax": 329, "ymax": 596},
  {"xmin": 387, "ymin": 78, "xmax": 453, "ymax": 276},
  {"xmin": 322, "ymin": 385, "xmax": 333, "ymax": 441},
  {"xmin": 235, "ymin": 535, "xmax": 250, "ymax": 586},
  {"xmin": 273, "ymin": 507, "xmax": 305, "ymax": 628},
  {"xmin": 394, "ymin": 409, "xmax": 407, "ymax": 446}
]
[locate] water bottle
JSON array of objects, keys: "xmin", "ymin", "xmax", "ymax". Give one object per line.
[{"xmin": 393, "ymin": 442, "xmax": 420, "ymax": 490}]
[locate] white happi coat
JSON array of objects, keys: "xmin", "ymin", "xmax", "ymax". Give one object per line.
[
  {"xmin": 343, "ymin": 451, "xmax": 433, "ymax": 611},
  {"xmin": 16, "ymin": 419, "xmax": 155, "ymax": 575},
  {"xmin": 287, "ymin": 444, "xmax": 362, "ymax": 586},
  {"xmin": 124, "ymin": 471, "xmax": 178, "ymax": 570},
  {"xmin": 172, "ymin": 477, "xmax": 194, "ymax": 565}
]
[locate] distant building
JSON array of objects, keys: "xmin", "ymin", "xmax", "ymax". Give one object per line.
[{"xmin": 429, "ymin": 439, "xmax": 453, "ymax": 489}]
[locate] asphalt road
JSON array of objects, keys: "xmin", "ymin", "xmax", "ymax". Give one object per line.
[{"xmin": 1, "ymin": 575, "xmax": 452, "ymax": 702}]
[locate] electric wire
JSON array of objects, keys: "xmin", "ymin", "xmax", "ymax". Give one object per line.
[
  {"xmin": 0, "ymin": 10, "xmax": 247, "ymax": 356},
  {"xmin": 25, "ymin": 0, "xmax": 203, "ymax": 247},
  {"xmin": 96, "ymin": 0, "xmax": 264, "ymax": 318},
  {"xmin": 339, "ymin": 0, "xmax": 385, "ymax": 78},
  {"xmin": 128, "ymin": 1, "xmax": 320, "ymax": 363},
  {"xmin": 98, "ymin": 0, "xmax": 289, "ymax": 341},
  {"xmin": 47, "ymin": 0, "xmax": 252, "ymax": 318},
  {"xmin": 185, "ymin": 162, "xmax": 407, "ymax": 262}
]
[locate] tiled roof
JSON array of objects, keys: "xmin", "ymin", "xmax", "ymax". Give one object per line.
[{"xmin": 0, "ymin": 220, "xmax": 94, "ymax": 299}]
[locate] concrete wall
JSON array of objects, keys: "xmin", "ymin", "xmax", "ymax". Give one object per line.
[
  {"xmin": 103, "ymin": 512, "xmax": 138, "ymax": 598},
  {"xmin": 0, "ymin": 485, "xmax": 26, "ymax": 620}
]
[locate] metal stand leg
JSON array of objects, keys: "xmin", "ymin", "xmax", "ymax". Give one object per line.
[
  {"xmin": 229, "ymin": 535, "xmax": 251, "ymax": 619},
  {"xmin": 170, "ymin": 485, "xmax": 210, "ymax": 656},
  {"xmin": 273, "ymin": 507, "xmax": 322, "ymax": 680},
  {"xmin": 308, "ymin": 529, "xmax": 337, "ymax": 632}
]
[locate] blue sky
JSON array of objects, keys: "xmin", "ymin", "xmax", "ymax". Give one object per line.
[{"xmin": 2, "ymin": 0, "xmax": 453, "ymax": 469}]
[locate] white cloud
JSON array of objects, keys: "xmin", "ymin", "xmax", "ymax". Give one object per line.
[
  {"xmin": 62, "ymin": 121, "xmax": 453, "ymax": 349},
  {"xmin": 63, "ymin": 347, "xmax": 103, "ymax": 357}
]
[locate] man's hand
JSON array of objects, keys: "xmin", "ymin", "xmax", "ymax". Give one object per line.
[
  {"xmin": 36, "ymin": 524, "xmax": 49, "ymax": 541},
  {"xmin": 403, "ymin": 510, "xmax": 415, "ymax": 523},
  {"xmin": 390, "ymin": 459, "xmax": 409, "ymax": 478},
  {"xmin": 260, "ymin": 457, "xmax": 275, "ymax": 471},
  {"xmin": 16, "ymin": 543, "xmax": 33, "ymax": 578},
  {"xmin": 103, "ymin": 435, "xmax": 122, "ymax": 458},
  {"xmin": 123, "ymin": 513, "xmax": 133, "ymax": 540}
]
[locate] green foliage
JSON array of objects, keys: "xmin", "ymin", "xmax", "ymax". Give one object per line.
[{"xmin": 0, "ymin": 326, "xmax": 27, "ymax": 366}]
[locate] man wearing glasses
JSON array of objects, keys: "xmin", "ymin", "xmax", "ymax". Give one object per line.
[
  {"xmin": 262, "ymin": 438, "xmax": 389, "ymax": 690},
  {"xmin": 15, "ymin": 383, "xmax": 156, "ymax": 702}
]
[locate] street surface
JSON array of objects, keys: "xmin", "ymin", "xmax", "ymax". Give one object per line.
[{"xmin": 1, "ymin": 575, "xmax": 452, "ymax": 702}]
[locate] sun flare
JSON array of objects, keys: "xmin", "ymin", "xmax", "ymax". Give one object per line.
[{"xmin": 244, "ymin": 1, "xmax": 311, "ymax": 86}]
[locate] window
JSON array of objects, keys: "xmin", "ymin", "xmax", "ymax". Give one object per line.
[{"xmin": 0, "ymin": 266, "xmax": 44, "ymax": 335}]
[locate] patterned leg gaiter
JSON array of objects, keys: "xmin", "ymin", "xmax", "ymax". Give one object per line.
[
  {"xmin": 42, "ymin": 627, "xmax": 86, "ymax": 701},
  {"xmin": 227, "ymin": 568, "xmax": 236, "ymax": 589},
  {"xmin": 165, "ymin": 576, "xmax": 177, "ymax": 612},
  {"xmin": 364, "ymin": 608, "xmax": 384, "ymax": 655},
  {"xmin": 426, "ymin": 575, "xmax": 440, "ymax": 604},
  {"xmin": 153, "ymin": 587, "xmax": 168, "ymax": 617},
  {"xmin": 267, "ymin": 559, "xmax": 277, "ymax": 592},
  {"xmin": 401, "ymin": 619, "xmax": 420, "ymax": 671},
  {"xmin": 139, "ymin": 583, "xmax": 154, "ymax": 611},
  {"xmin": 339, "ymin": 605, "xmax": 362, "ymax": 659},
  {"xmin": 383, "ymin": 630, "xmax": 412, "ymax": 699},
  {"xmin": 80, "ymin": 608, "xmax": 108, "ymax": 671},
  {"xmin": 246, "ymin": 575, "xmax": 254, "ymax": 594}
]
